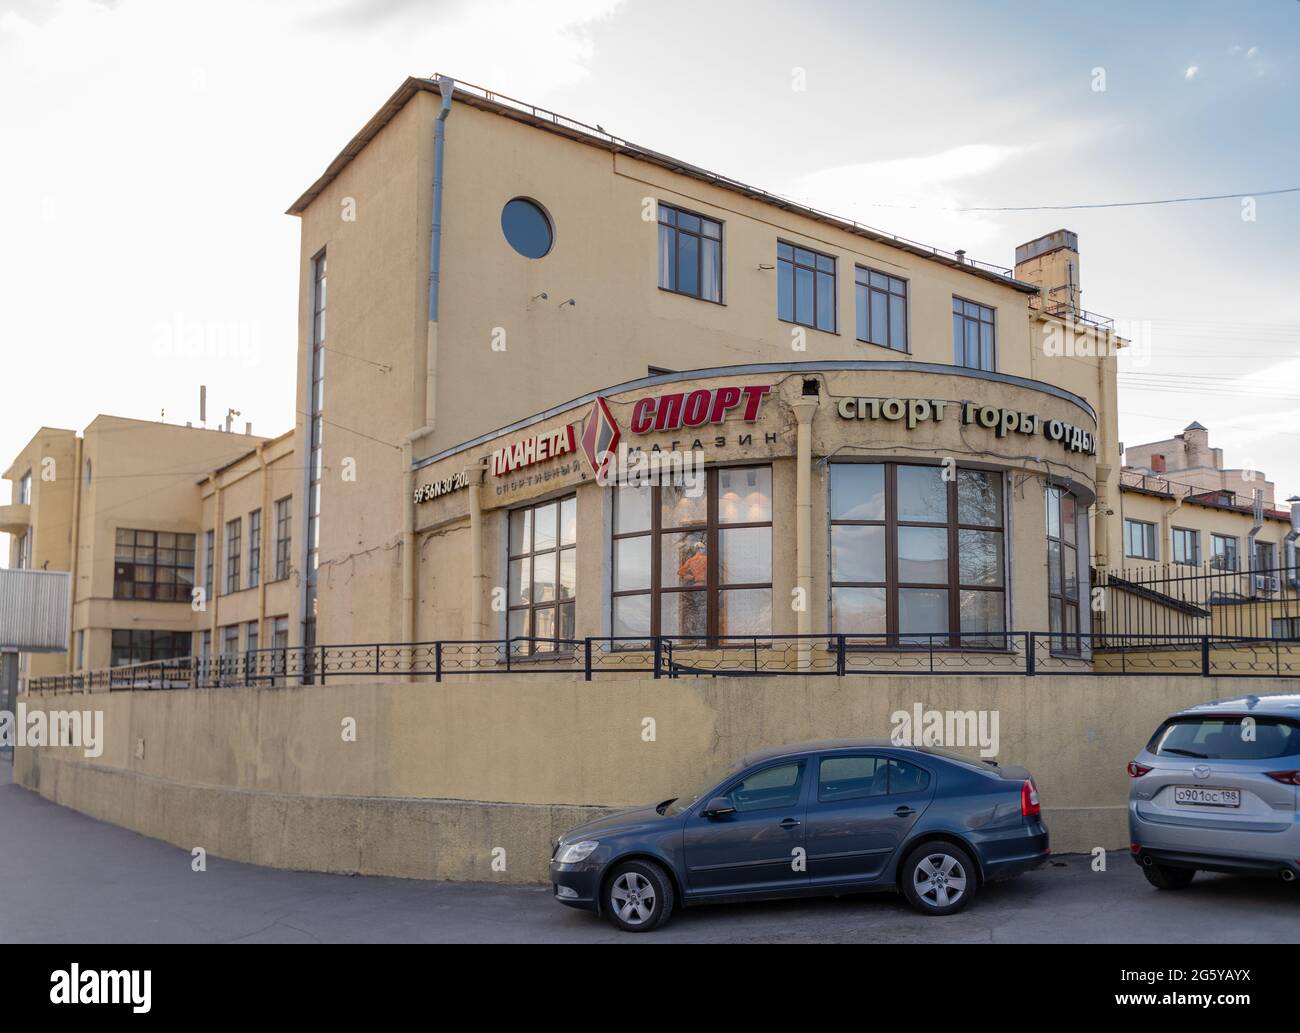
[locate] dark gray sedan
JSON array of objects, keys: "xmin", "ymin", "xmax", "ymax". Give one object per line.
[{"xmin": 550, "ymin": 738, "xmax": 1050, "ymax": 931}]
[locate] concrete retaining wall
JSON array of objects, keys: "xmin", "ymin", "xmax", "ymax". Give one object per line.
[{"xmin": 15, "ymin": 673, "xmax": 1300, "ymax": 883}]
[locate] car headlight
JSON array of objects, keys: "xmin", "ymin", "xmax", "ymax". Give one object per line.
[{"xmin": 555, "ymin": 840, "xmax": 599, "ymax": 864}]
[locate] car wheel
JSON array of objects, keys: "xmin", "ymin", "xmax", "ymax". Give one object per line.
[
  {"xmin": 604, "ymin": 860, "xmax": 674, "ymax": 932},
  {"xmin": 1142, "ymin": 863, "xmax": 1196, "ymax": 890},
  {"xmin": 901, "ymin": 841, "xmax": 977, "ymax": 916}
]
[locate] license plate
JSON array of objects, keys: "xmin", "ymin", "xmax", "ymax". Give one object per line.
[{"xmin": 1173, "ymin": 786, "xmax": 1240, "ymax": 808}]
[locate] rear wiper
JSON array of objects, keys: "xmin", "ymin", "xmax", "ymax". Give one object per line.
[
  {"xmin": 655, "ymin": 798, "xmax": 678, "ymax": 815},
  {"xmin": 1161, "ymin": 747, "xmax": 1209, "ymax": 758}
]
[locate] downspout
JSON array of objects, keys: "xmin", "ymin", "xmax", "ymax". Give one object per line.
[
  {"xmin": 401, "ymin": 76, "xmax": 455, "ymax": 645},
  {"xmin": 1246, "ymin": 489, "xmax": 1264, "ymax": 599},
  {"xmin": 65, "ymin": 436, "xmax": 83, "ymax": 672},
  {"xmin": 1285, "ymin": 498, "xmax": 1300, "ymax": 588},
  {"xmin": 791, "ymin": 394, "xmax": 819, "ymax": 669},
  {"xmin": 468, "ymin": 462, "xmax": 487, "ymax": 639}
]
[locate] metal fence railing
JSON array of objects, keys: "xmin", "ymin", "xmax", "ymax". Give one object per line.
[
  {"xmin": 1093, "ymin": 563, "xmax": 1300, "ymax": 642},
  {"xmin": 24, "ymin": 630, "xmax": 1300, "ymax": 694}
]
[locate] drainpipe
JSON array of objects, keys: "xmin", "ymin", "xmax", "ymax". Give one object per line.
[
  {"xmin": 401, "ymin": 75, "xmax": 456, "ymax": 645},
  {"xmin": 791, "ymin": 394, "xmax": 819, "ymax": 669},
  {"xmin": 1285, "ymin": 498, "xmax": 1300, "ymax": 588},
  {"xmin": 1246, "ymin": 489, "xmax": 1264, "ymax": 598},
  {"xmin": 211, "ymin": 474, "xmax": 224, "ymax": 643},
  {"xmin": 468, "ymin": 462, "xmax": 487, "ymax": 639},
  {"xmin": 65, "ymin": 436, "xmax": 83, "ymax": 672}
]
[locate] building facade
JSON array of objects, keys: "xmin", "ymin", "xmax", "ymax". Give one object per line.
[
  {"xmin": 0, "ymin": 417, "xmax": 293, "ymax": 689},
  {"xmin": 284, "ymin": 76, "xmax": 1127, "ymax": 661}
]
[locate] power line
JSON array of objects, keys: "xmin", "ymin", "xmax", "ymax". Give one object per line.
[{"xmin": 953, "ymin": 186, "xmax": 1300, "ymax": 213}]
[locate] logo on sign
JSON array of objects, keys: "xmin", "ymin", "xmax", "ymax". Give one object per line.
[{"xmin": 579, "ymin": 396, "xmax": 621, "ymax": 482}]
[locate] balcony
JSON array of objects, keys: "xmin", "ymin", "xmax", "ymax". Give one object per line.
[{"xmin": 0, "ymin": 501, "xmax": 30, "ymax": 535}]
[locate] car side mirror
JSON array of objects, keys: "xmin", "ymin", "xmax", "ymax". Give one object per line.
[{"xmin": 702, "ymin": 796, "xmax": 735, "ymax": 819}]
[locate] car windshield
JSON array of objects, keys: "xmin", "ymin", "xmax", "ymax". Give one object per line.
[
  {"xmin": 1149, "ymin": 716, "xmax": 1300, "ymax": 761},
  {"xmin": 662, "ymin": 757, "xmax": 746, "ymax": 816}
]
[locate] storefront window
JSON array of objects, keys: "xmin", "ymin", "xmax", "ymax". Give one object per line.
[
  {"xmin": 507, "ymin": 495, "xmax": 577, "ymax": 654},
  {"xmin": 612, "ymin": 466, "xmax": 773, "ymax": 641},
  {"xmin": 830, "ymin": 464, "xmax": 1005, "ymax": 647},
  {"xmin": 1046, "ymin": 485, "xmax": 1083, "ymax": 655}
]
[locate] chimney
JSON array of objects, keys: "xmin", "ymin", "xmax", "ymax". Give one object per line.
[
  {"xmin": 1014, "ymin": 229, "xmax": 1081, "ymax": 316},
  {"xmin": 1151, "ymin": 453, "xmax": 1166, "ymax": 474}
]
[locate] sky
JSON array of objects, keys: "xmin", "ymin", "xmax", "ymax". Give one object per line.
[{"xmin": 2, "ymin": 0, "xmax": 1298, "ymax": 545}]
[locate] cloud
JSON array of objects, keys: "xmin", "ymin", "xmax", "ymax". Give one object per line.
[{"xmin": 1184, "ymin": 65, "xmax": 1199, "ymax": 79}]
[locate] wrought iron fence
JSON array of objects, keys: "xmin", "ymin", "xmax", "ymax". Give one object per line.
[
  {"xmin": 1093, "ymin": 562, "xmax": 1300, "ymax": 642},
  {"xmin": 25, "ymin": 629, "xmax": 1300, "ymax": 694}
]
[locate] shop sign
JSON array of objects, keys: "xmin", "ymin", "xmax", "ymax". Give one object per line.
[
  {"xmin": 837, "ymin": 396, "xmax": 1096, "ymax": 455},
  {"xmin": 413, "ymin": 470, "xmax": 469, "ymax": 503},
  {"xmin": 490, "ymin": 424, "xmax": 577, "ymax": 477},
  {"xmin": 628, "ymin": 385, "xmax": 771, "ymax": 434}
]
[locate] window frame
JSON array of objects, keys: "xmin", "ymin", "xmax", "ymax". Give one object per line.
[
  {"xmin": 112, "ymin": 528, "xmax": 197, "ymax": 602},
  {"xmin": 248, "ymin": 509, "xmax": 261, "ymax": 589},
  {"xmin": 1210, "ymin": 533, "xmax": 1239, "ymax": 571},
  {"xmin": 225, "ymin": 517, "xmax": 242, "ymax": 594},
  {"xmin": 1123, "ymin": 518, "xmax": 1157, "ymax": 561},
  {"xmin": 952, "ymin": 295, "xmax": 997, "ymax": 371},
  {"xmin": 273, "ymin": 496, "xmax": 292, "ymax": 581},
  {"xmin": 1171, "ymin": 526, "xmax": 1201, "ymax": 567},
  {"xmin": 110, "ymin": 629, "xmax": 191, "ymax": 667},
  {"xmin": 506, "ymin": 493, "xmax": 578, "ymax": 657},
  {"xmin": 1046, "ymin": 485, "xmax": 1083, "ymax": 657},
  {"xmin": 656, "ymin": 202, "xmax": 724, "ymax": 304},
  {"xmin": 828, "ymin": 462, "xmax": 1007, "ymax": 649},
  {"xmin": 854, "ymin": 266, "xmax": 908, "ymax": 352},
  {"xmin": 777, "ymin": 241, "xmax": 837, "ymax": 333},
  {"xmin": 611, "ymin": 465, "xmax": 774, "ymax": 642}
]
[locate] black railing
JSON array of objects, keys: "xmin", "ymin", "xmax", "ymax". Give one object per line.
[
  {"xmin": 1093, "ymin": 562, "xmax": 1300, "ymax": 642},
  {"xmin": 25, "ymin": 630, "xmax": 1300, "ymax": 694}
]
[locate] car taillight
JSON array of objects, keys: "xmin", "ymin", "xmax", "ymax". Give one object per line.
[
  {"xmin": 1127, "ymin": 761, "xmax": 1152, "ymax": 778},
  {"xmin": 1266, "ymin": 771, "xmax": 1300, "ymax": 785},
  {"xmin": 1021, "ymin": 778, "xmax": 1040, "ymax": 817}
]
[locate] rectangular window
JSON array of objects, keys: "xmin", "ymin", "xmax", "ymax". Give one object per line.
[
  {"xmin": 777, "ymin": 242, "xmax": 835, "ymax": 332},
  {"xmin": 110, "ymin": 629, "xmax": 191, "ymax": 667},
  {"xmin": 952, "ymin": 296, "xmax": 996, "ymax": 371},
  {"xmin": 1272, "ymin": 617, "xmax": 1300, "ymax": 640},
  {"xmin": 245, "ymin": 619, "xmax": 259, "ymax": 659},
  {"xmin": 1046, "ymin": 486, "xmax": 1083, "ymax": 655},
  {"xmin": 829, "ymin": 464, "xmax": 1005, "ymax": 648},
  {"xmin": 113, "ymin": 529, "xmax": 197, "ymax": 602},
  {"xmin": 1210, "ymin": 533, "xmax": 1239, "ymax": 571},
  {"xmin": 225, "ymin": 517, "xmax": 242, "ymax": 594},
  {"xmin": 612, "ymin": 467, "xmax": 774, "ymax": 641},
  {"xmin": 303, "ymin": 250, "xmax": 326, "ymax": 661},
  {"xmin": 273, "ymin": 497, "xmax": 292, "ymax": 581},
  {"xmin": 200, "ymin": 629, "xmax": 211, "ymax": 664},
  {"xmin": 1124, "ymin": 518, "xmax": 1157, "ymax": 560},
  {"xmin": 248, "ymin": 509, "xmax": 261, "ymax": 589},
  {"xmin": 657, "ymin": 203, "xmax": 722, "ymax": 302},
  {"xmin": 18, "ymin": 471, "xmax": 31, "ymax": 505},
  {"xmin": 271, "ymin": 615, "xmax": 289, "ymax": 685},
  {"xmin": 1171, "ymin": 527, "xmax": 1200, "ymax": 566},
  {"xmin": 507, "ymin": 495, "xmax": 577, "ymax": 656},
  {"xmin": 1255, "ymin": 541, "xmax": 1278, "ymax": 593},
  {"xmin": 854, "ymin": 267, "xmax": 907, "ymax": 351},
  {"xmin": 15, "ymin": 532, "xmax": 30, "ymax": 570},
  {"xmin": 204, "ymin": 529, "xmax": 215, "ymax": 596}
]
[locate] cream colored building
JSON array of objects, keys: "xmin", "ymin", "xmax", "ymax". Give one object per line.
[
  {"xmin": 1, "ymin": 416, "xmax": 285, "ymax": 689},
  {"xmin": 284, "ymin": 76, "xmax": 1126, "ymax": 662}
]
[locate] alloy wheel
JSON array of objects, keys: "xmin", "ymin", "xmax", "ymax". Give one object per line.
[
  {"xmin": 913, "ymin": 852, "xmax": 967, "ymax": 908},
  {"xmin": 610, "ymin": 871, "xmax": 656, "ymax": 926}
]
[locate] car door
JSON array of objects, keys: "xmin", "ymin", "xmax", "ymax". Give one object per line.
[
  {"xmin": 681, "ymin": 758, "xmax": 810, "ymax": 897},
  {"xmin": 805, "ymin": 753, "xmax": 935, "ymax": 886}
]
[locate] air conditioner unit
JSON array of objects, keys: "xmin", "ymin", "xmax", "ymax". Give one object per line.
[{"xmin": 1254, "ymin": 574, "xmax": 1280, "ymax": 593}]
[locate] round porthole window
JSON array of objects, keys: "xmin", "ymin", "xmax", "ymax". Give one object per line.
[{"xmin": 500, "ymin": 198, "xmax": 553, "ymax": 259}]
